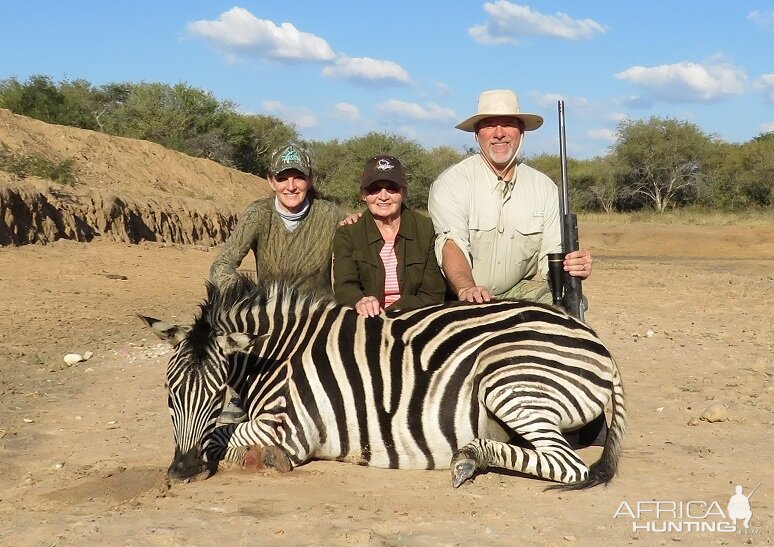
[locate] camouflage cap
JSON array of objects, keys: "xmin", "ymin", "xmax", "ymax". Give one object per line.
[{"xmin": 269, "ymin": 143, "xmax": 312, "ymax": 177}]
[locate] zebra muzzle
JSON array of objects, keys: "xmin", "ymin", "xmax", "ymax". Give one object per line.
[{"xmin": 167, "ymin": 445, "xmax": 209, "ymax": 482}]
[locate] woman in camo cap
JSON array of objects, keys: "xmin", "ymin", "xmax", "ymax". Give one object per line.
[
  {"xmin": 210, "ymin": 142, "xmax": 347, "ymax": 297},
  {"xmin": 209, "ymin": 142, "xmax": 349, "ymax": 424}
]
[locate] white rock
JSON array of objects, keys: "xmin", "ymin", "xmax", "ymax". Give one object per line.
[
  {"xmin": 83, "ymin": 351, "xmax": 94, "ymax": 360},
  {"xmin": 645, "ymin": 329, "xmax": 655, "ymax": 337},
  {"xmin": 64, "ymin": 353, "xmax": 84, "ymax": 365},
  {"xmin": 700, "ymin": 403, "xmax": 729, "ymax": 423}
]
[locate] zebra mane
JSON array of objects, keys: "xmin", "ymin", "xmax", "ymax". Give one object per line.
[{"xmin": 197, "ymin": 272, "xmax": 337, "ymax": 331}]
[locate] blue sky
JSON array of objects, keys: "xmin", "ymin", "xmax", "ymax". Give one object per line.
[{"xmin": 2, "ymin": 1, "xmax": 773, "ymax": 159}]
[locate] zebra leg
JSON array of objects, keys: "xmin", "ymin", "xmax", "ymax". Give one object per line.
[
  {"xmin": 206, "ymin": 425, "xmax": 293, "ymax": 472},
  {"xmin": 451, "ymin": 413, "xmax": 589, "ymax": 488},
  {"xmin": 243, "ymin": 445, "xmax": 293, "ymax": 472}
]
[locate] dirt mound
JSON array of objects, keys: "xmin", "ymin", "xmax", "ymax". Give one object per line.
[{"xmin": 0, "ymin": 108, "xmax": 272, "ymax": 245}]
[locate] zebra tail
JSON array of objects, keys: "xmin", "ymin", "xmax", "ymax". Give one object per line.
[{"xmin": 548, "ymin": 362, "xmax": 626, "ymax": 492}]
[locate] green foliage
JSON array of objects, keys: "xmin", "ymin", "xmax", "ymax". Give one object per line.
[
  {"xmin": 0, "ymin": 74, "xmax": 64, "ymax": 123},
  {"xmin": 310, "ymin": 133, "xmax": 464, "ymax": 209},
  {"xmin": 225, "ymin": 113, "xmax": 300, "ymax": 175},
  {"xmin": 704, "ymin": 133, "xmax": 774, "ymax": 209},
  {"xmin": 101, "ymin": 82, "xmax": 231, "ymax": 152},
  {"xmin": 613, "ymin": 117, "xmax": 716, "ymax": 212},
  {"xmin": 1, "ymin": 73, "xmax": 771, "ymax": 213},
  {"xmin": 0, "ymin": 146, "xmax": 78, "ymax": 185}
]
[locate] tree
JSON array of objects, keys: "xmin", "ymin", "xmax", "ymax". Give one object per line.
[
  {"xmin": 0, "ymin": 74, "xmax": 64, "ymax": 123},
  {"xmin": 57, "ymin": 78, "xmax": 102, "ymax": 130},
  {"xmin": 92, "ymin": 82, "xmax": 132, "ymax": 131},
  {"xmin": 735, "ymin": 133, "xmax": 774, "ymax": 207},
  {"xmin": 613, "ymin": 117, "xmax": 715, "ymax": 212},
  {"xmin": 525, "ymin": 153, "xmax": 615, "ymax": 212},
  {"xmin": 102, "ymin": 82, "xmax": 232, "ymax": 155},
  {"xmin": 225, "ymin": 114, "xmax": 299, "ymax": 176},
  {"xmin": 311, "ymin": 132, "xmax": 429, "ymax": 208},
  {"xmin": 573, "ymin": 157, "xmax": 621, "ymax": 213}
]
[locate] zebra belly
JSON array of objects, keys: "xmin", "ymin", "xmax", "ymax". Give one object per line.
[{"xmin": 319, "ymin": 402, "xmax": 510, "ymax": 470}]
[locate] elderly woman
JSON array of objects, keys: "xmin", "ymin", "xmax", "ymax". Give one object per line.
[
  {"xmin": 210, "ymin": 142, "xmax": 346, "ymax": 297},
  {"xmin": 333, "ymin": 155, "xmax": 446, "ymax": 317}
]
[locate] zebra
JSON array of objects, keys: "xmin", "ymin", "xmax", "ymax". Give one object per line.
[{"xmin": 140, "ymin": 273, "xmax": 625, "ymax": 490}]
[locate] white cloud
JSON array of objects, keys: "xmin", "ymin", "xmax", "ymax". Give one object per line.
[
  {"xmin": 531, "ymin": 92, "xmax": 590, "ymax": 111},
  {"xmin": 332, "ymin": 102, "xmax": 361, "ymax": 122},
  {"xmin": 760, "ymin": 121, "xmax": 774, "ymax": 133},
  {"xmin": 469, "ymin": 1, "xmax": 605, "ymax": 45},
  {"xmin": 587, "ymin": 128, "xmax": 617, "ymax": 142},
  {"xmin": 607, "ymin": 112, "xmax": 628, "ymax": 123},
  {"xmin": 322, "ymin": 56, "xmax": 412, "ymax": 86},
  {"xmin": 262, "ymin": 100, "xmax": 319, "ymax": 129},
  {"xmin": 748, "ymin": 10, "xmax": 774, "ymax": 31},
  {"xmin": 188, "ymin": 7, "xmax": 335, "ymax": 62},
  {"xmin": 434, "ymin": 82, "xmax": 453, "ymax": 97},
  {"xmin": 755, "ymin": 74, "xmax": 774, "ymax": 103},
  {"xmin": 615, "ymin": 60, "xmax": 747, "ymax": 102},
  {"xmin": 376, "ymin": 100, "xmax": 457, "ymax": 122}
]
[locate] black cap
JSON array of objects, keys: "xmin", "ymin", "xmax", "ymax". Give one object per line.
[{"xmin": 360, "ymin": 155, "xmax": 407, "ymax": 189}]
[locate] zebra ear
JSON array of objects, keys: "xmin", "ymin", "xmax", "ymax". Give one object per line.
[
  {"xmin": 216, "ymin": 333, "xmax": 267, "ymax": 355},
  {"xmin": 138, "ymin": 315, "xmax": 190, "ymax": 347}
]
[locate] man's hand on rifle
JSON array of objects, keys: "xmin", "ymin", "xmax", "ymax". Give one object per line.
[{"xmin": 564, "ymin": 249, "xmax": 593, "ymax": 280}]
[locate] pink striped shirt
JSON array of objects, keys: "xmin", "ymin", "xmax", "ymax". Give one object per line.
[{"xmin": 380, "ymin": 239, "xmax": 400, "ymax": 307}]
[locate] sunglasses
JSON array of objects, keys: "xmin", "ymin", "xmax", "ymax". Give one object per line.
[{"xmin": 364, "ymin": 182, "xmax": 402, "ymax": 195}]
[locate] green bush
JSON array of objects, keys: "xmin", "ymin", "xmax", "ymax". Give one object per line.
[{"xmin": 0, "ymin": 148, "xmax": 78, "ymax": 185}]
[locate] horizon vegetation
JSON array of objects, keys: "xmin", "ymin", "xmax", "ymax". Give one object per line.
[{"xmin": 0, "ymin": 74, "xmax": 771, "ymax": 217}]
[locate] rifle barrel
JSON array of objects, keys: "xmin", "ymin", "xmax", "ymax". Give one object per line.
[{"xmin": 558, "ymin": 101, "xmax": 570, "ymax": 218}]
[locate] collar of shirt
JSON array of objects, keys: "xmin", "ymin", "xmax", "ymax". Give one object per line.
[{"xmin": 477, "ymin": 155, "xmax": 518, "ymax": 198}]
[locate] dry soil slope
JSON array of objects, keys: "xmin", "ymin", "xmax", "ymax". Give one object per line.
[{"xmin": 0, "ymin": 109, "xmax": 272, "ymax": 245}]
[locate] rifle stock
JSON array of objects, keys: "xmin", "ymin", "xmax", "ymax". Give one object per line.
[{"xmin": 557, "ymin": 101, "xmax": 585, "ymax": 321}]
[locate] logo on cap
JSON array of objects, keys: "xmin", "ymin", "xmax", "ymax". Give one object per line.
[
  {"xmin": 376, "ymin": 158, "xmax": 395, "ymax": 171},
  {"xmin": 270, "ymin": 143, "xmax": 311, "ymax": 177},
  {"xmin": 280, "ymin": 147, "xmax": 302, "ymax": 165}
]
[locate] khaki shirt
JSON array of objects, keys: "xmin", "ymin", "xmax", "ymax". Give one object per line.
[{"xmin": 428, "ymin": 154, "xmax": 561, "ymax": 297}]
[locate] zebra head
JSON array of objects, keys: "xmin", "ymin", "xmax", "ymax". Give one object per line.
[{"xmin": 139, "ymin": 313, "xmax": 261, "ymax": 481}]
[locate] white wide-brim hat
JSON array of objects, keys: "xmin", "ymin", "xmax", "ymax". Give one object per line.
[{"xmin": 456, "ymin": 89, "xmax": 544, "ymax": 132}]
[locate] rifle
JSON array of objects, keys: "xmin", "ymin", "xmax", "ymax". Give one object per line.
[{"xmin": 548, "ymin": 101, "xmax": 585, "ymax": 321}]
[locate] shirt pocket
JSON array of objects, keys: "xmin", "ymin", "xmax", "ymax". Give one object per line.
[
  {"xmin": 352, "ymin": 248, "xmax": 378, "ymax": 276},
  {"xmin": 402, "ymin": 251, "xmax": 427, "ymax": 293},
  {"xmin": 468, "ymin": 215, "xmax": 498, "ymax": 265},
  {"xmin": 511, "ymin": 216, "xmax": 544, "ymax": 263}
]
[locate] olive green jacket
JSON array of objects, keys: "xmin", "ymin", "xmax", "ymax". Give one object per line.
[
  {"xmin": 332, "ymin": 207, "xmax": 446, "ymax": 310},
  {"xmin": 210, "ymin": 197, "xmax": 344, "ymax": 297}
]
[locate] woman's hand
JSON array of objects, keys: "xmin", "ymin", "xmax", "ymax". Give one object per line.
[
  {"xmin": 354, "ymin": 296, "xmax": 383, "ymax": 317},
  {"xmin": 339, "ymin": 212, "xmax": 363, "ymax": 226}
]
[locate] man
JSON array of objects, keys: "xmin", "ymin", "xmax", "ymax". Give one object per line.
[
  {"xmin": 429, "ymin": 90, "xmax": 602, "ymax": 447},
  {"xmin": 428, "ymin": 89, "xmax": 592, "ymax": 304}
]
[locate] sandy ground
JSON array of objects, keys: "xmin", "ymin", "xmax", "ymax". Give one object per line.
[{"xmin": 0, "ymin": 223, "xmax": 773, "ymax": 547}]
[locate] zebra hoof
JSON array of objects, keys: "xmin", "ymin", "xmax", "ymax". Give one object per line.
[{"xmin": 451, "ymin": 459, "xmax": 477, "ymax": 488}]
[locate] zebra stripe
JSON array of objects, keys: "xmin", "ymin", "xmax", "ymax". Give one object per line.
[{"xmin": 142, "ymin": 274, "xmax": 625, "ymax": 489}]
